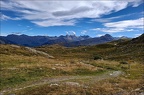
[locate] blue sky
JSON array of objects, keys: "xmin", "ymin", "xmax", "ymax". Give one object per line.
[{"xmin": 0, "ymin": 0, "xmax": 144, "ymax": 37}]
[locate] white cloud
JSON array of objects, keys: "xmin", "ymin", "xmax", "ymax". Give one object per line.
[
  {"xmin": 104, "ymin": 18, "xmax": 144, "ymax": 28},
  {"xmin": 11, "ymin": 32, "xmax": 22, "ymax": 35},
  {"xmin": 92, "ymin": 27, "xmax": 126, "ymax": 33},
  {"xmin": 96, "ymin": 34, "xmax": 105, "ymax": 37},
  {"xmin": 32, "ymin": 19, "xmax": 76, "ymax": 27},
  {"xmin": 129, "ymin": 0, "xmax": 143, "ymax": 7},
  {"xmin": 134, "ymin": 33, "xmax": 142, "ymax": 37},
  {"xmin": 92, "ymin": 13, "xmax": 139, "ymax": 23},
  {"xmin": 92, "ymin": 17, "xmax": 144, "ymax": 33},
  {"xmin": 72, "ymin": 31, "xmax": 76, "ymax": 35},
  {"xmin": 0, "ymin": 13, "xmax": 21, "ymax": 21},
  {"xmin": 66, "ymin": 31, "xmax": 76, "ymax": 35},
  {"xmin": 1, "ymin": 32, "xmax": 9, "ymax": 36},
  {"xmin": 91, "ymin": 28, "xmax": 102, "ymax": 31},
  {"xmin": 0, "ymin": 0, "xmax": 143, "ymax": 27},
  {"xmin": 0, "ymin": 14, "xmax": 10, "ymax": 20},
  {"xmin": 81, "ymin": 30, "xmax": 87, "ymax": 34},
  {"xmin": 126, "ymin": 29, "xmax": 134, "ymax": 31},
  {"xmin": 92, "ymin": 27, "xmax": 135, "ymax": 33}
]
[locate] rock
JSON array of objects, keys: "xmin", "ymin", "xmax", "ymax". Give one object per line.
[
  {"xmin": 110, "ymin": 73, "xmax": 113, "ymax": 76},
  {"xmin": 52, "ymin": 67, "xmax": 56, "ymax": 70},
  {"xmin": 135, "ymin": 88, "xmax": 140, "ymax": 91},
  {"xmin": 25, "ymin": 47, "xmax": 54, "ymax": 58},
  {"xmin": 65, "ymin": 82, "xmax": 80, "ymax": 87},
  {"xmin": 10, "ymin": 45, "xmax": 20, "ymax": 48},
  {"xmin": 50, "ymin": 83, "xmax": 59, "ymax": 87}
]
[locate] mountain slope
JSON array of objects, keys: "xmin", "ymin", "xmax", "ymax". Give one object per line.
[
  {"xmin": 0, "ymin": 44, "xmax": 54, "ymax": 58},
  {"xmin": 5, "ymin": 34, "xmax": 51, "ymax": 47},
  {"xmin": 0, "ymin": 34, "xmax": 130, "ymax": 47},
  {"xmin": 99, "ymin": 34, "xmax": 144, "ymax": 62},
  {"xmin": 63, "ymin": 34, "xmax": 115, "ymax": 47},
  {"xmin": 37, "ymin": 34, "xmax": 144, "ymax": 62},
  {"xmin": 1, "ymin": 34, "xmax": 91, "ymax": 47},
  {"xmin": 130, "ymin": 33, "xmax": 144, "ymax": 44},
  {"xmin": 0, "ymin": 37, "xmax": 15, "ymax": 44},
  {"xmin": 44, "ymin": 34, "xmax": 116, "ymax": 47}
]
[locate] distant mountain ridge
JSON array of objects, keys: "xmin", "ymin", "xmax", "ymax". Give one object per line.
[
  {"xmin": 61, "ymin": 34, "xmax": 115, "ymax": 47},
  {"xmin": 0, "ymin": 34, "xmax": 130, "ymax": 47},
  {"xmin": 0, "ymin": 34, "xmax": 91, "ymax": 47}
]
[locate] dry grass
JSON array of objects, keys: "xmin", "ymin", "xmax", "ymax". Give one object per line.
[
  {"xmin": 11, "ymin": 77, "xmax": 143, "ymax": 95},
  {"xmin": 0, "ymin": 44, "xmax": 144, "ymax": 94},
  {"xmin": 0, "ymin": 54, "xmax": 106, "ymax": 90}
]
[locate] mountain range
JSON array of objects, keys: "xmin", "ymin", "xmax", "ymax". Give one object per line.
[{"xmin": 0, "ymin": 34, "xmax": 129, "ymax": 47}]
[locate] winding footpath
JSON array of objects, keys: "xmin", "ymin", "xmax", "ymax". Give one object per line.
[{"xmin": 0, "ymin": 71, "xmax": 122, "ymax": 95}]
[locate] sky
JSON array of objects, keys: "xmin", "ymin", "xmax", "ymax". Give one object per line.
[{"xmin": 0, "ymin": 0, "xmax": 144, "ymax": 38}]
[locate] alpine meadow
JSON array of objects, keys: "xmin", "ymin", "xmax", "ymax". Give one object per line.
[{"xmin": 0, "ymin": 0, "xmax": 144, "ymax": 95}]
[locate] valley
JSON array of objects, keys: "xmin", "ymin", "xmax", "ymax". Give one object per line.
[{"xmin": 0, "ymin": 34, "xmax": 144, "ymax": 95}]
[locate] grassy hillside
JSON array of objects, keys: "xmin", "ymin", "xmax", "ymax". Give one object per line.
[
  {"xmin": 36, "ymin": 40, "xmax": 144, "ymax": 62},
  {"xmin": 0, "ymin": 35, "xmax": 144, "ymax": 95}
]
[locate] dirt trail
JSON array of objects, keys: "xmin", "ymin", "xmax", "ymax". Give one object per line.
[{"xmin": 0, "ymin": 71, "xmax": 122, "ymax": 95}]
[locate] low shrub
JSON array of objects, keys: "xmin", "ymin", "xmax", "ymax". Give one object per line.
[
  {"xmin": 93, "ymin": 55, "xmax": 102, "ymax": 60},
  {"xmin": 120, "ymin": 61, "xmax": 128, "ymax": 64}
]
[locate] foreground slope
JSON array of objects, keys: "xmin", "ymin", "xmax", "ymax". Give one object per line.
[{"xmin": 0, "ymin": 34, "xmax": 143, "ymax": 95}]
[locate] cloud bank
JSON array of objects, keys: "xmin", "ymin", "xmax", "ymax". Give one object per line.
[
  {"xmin": 0, "ymin": 0, "xmax": 143, "ymax": 27},
  {"xmin": 92, "ymin": 17, "xmax": 144, "ymax": 33}
]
